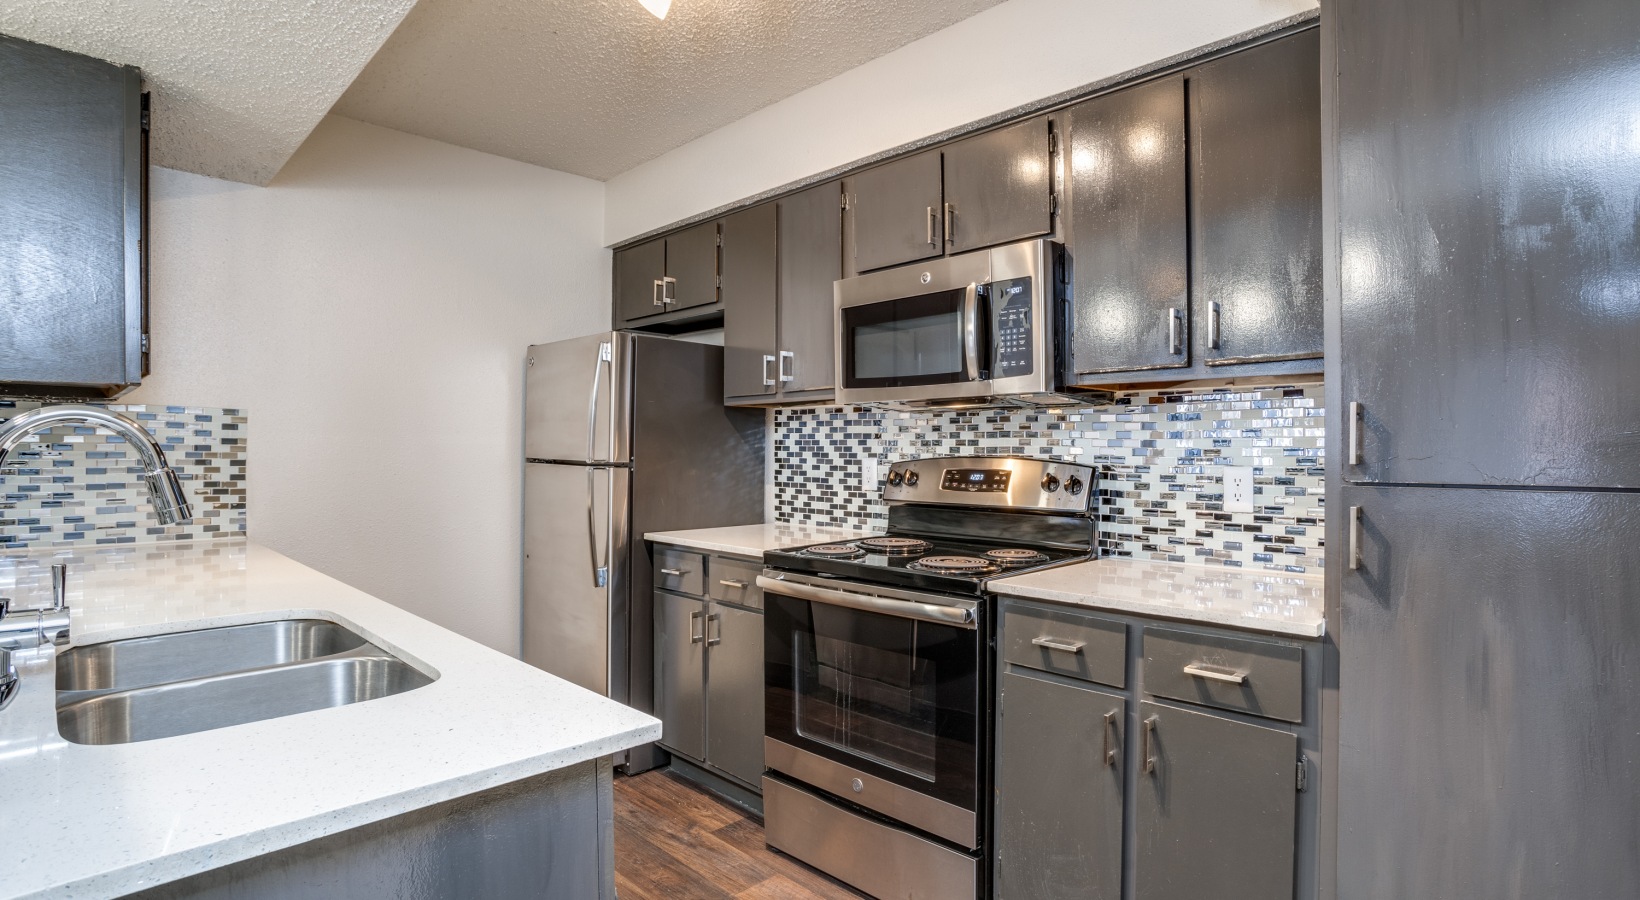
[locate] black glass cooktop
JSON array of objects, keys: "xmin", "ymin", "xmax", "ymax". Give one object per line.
[{"xmin": 763, "ymin": 534, "xmax": 1091, "ymax": 596}]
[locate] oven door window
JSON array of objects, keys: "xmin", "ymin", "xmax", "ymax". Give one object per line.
[
  {"xmin": 841, "ymin": 289, "xmax": 972, "ymax": 389},
  {"xmin": 765, "ymin": 591, "xmax": 981, "ymax": 811}
]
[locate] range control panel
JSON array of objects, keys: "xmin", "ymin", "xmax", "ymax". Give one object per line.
[
  {"xmin": 986, "ymin": 276, "xmax": 1035, "ymax": 378},
  {"xmin": 882, "ymin": 455, "xmax": 1095, "ymax": 513},
  {"xmin": 942, "ymin": 468, "xmax": 1012, "ymax": 493}
]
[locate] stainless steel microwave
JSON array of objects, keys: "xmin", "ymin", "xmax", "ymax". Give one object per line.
[{"xmin": 834, "ymin": 238, "xmax": 1080, "ymax": 408}]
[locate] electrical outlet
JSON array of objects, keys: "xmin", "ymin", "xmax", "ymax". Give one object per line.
[
  {"xmin": 862, "ymin": 458, "xmax": 880, "ymax": 486},
  {"xmin": 1223, "ymin": 466, "xmax": 1255, "ymax": 513}
]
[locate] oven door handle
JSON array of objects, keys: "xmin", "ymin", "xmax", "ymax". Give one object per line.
[
  {"xmin": 756, "ymin": 576, "xmax": 976, "ymax": 629},
  {"xmin": 960, "ymin": 281, "xmax": 982, "ymax": 382}
]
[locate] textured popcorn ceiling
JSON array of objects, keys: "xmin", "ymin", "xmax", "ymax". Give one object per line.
[
  {"xmin": 332, "ymin": 0, "xmax": 1006, "ymax": 180},
  {"xmin": 0, "ymin": 0, "xmax": 419, "ymax": 185}
]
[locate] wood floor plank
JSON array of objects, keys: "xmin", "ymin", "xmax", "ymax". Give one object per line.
[
  {"xmin": 735, "ymin": 874, "xmax": 834, "ymax": 900},
  {"xmin": 613, "ymin": 817, "xmax": 735, "ymax": 900}
]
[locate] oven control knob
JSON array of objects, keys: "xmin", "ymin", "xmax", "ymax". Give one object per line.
[
  {"xmin": 851, "ymin": 778, "xmax": 864, "ymax": 793},
  {"xmin": 888, "ymin": 470, "xmax": 905, "ymax": 487},
  {"xmin": 904, "ymin": 470, "xmax": 920, "ymax": 487},
  {"xmin": 1065, "ymin": 475, "xmax": 1085, "ymax": 496},
  {"xmin": 1041, "ymin": 474, "xmax": 1061, "ymax": 493}
]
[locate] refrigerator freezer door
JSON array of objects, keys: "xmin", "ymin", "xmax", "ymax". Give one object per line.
[
  {"xmin": 522, "ymin": 462, "xmax": 631, "ymax": 700},
  {"xmin": 525, "ymin": 332, "xmax": 631, "ymax": 464}
]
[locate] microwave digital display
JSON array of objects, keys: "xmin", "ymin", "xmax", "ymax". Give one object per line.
[{"xmin": 942, "ymin": 469, "xmax": 1012, "ymax": 492}]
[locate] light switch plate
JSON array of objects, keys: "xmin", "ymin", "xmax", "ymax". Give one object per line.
[
  {"xmin": 1223, "ymin": 466, "xmax": 1254, "ymax": 513},
  {"xmin": 862, "ymin": 458, "xmax": 880, "ymax": 486}
]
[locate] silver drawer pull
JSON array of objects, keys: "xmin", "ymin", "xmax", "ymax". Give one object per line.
[
  {"xmin": 1183, "ymin": 663, "xmax": 1248, "ymax": 685},
  {"xmin": 659, "ymin": 567, "xmax": 685, "ymax": 577},
  {"xmin": 718, "ymin": 579, "xmax": 749, "ymax": 589},
  {"xmin": 1031, "ymin": 636, "xmax": 1085, "ymax": 654}
]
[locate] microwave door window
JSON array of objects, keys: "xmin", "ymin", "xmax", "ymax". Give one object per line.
[{"xmin": 843, "ymin": 288, "xmax": 970, "ymax": 389}]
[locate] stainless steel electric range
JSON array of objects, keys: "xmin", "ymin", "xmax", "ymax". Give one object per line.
[{"xmin": 757, "ymin": 455, "xmax": 1098, "ymax": 900}]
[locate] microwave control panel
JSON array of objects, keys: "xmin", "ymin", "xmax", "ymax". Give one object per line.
[{"xmin": 986, "ymin": 276, "xmax": 1035, "ymax": 378}]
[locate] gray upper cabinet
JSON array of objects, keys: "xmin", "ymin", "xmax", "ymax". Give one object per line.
[
  {"xmin": 943, "ymin": 117, "xmax": 1054, "ymax": 255},
  {"xmin": 995, "ymin": 670, "xmax": 1124, "ymax": 900},
  {"xmin": 1190, "ymin": 30, "xmax": 1322, "ymax": 367},
  {"xmin": 849, "ymin": 150, "xmax": 944, "ymax": 273},
  {"xmin": 1065, "ymin": 76, "xmax": 1189, "ymax": 377},
  {"xmin": 614, "ymin": 238, "xmax": 667, "ymax": 324},
  {"xmin": 1338, "ymin": 0, "xmax": 1640, "ymax": 489},
  {"xmin": 704, "ymin": 602, "xmax": 765, "ymax": 787},
  {"xmin": 1338, "ymin": 485, "xmax": 1640, "ymax": 898},
  {"xmin": 0, "ymin": 36, "xmax": 145, "ymax": 398},
  {"xmin": 1134, "ymin": 701, "xmax": 1297, "ymax": 900},
  {"xmin": 776, "ymin": 182, "xmax": 843, "ymax": 395},
  {"xmin": 721, "ymin": 204, "xmax": 778, "ymax": 399}
]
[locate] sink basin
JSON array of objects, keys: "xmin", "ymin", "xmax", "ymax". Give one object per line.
[
  {"xmin": 58, "ymin": 619, "xmax": 369, "ymax": 691},
  {"xmin": 55, "ymin": 619, "xmax": 436, "ymax": 745}
]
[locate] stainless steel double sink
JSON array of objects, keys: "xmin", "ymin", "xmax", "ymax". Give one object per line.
[{"xmin": 55, "ymin": 619, "xmax": 436, "ymax": 745}]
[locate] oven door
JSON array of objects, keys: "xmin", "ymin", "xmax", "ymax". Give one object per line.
[{"xmin": 760, "ymin": 573, "xmax": 984, "ymax": 849}]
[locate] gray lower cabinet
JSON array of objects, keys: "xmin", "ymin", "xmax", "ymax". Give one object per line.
[
  {"xmin": 995, "ymin": 670, "xmax": 1124, "ymax": 900},
  {"xmin": 652, "ymin": 547, "xmax": 766, "ymax": 791},
  {"xmin": 654, "ymin": 588, "xmax": 706, "ymax": 761},
  {"xmin": 1133, "ymin": 702, "xmax": 1297, "ymax": 900},
  {"xmin": 1, "ymin": 35, "xmax": 147, "ymax": 398}
]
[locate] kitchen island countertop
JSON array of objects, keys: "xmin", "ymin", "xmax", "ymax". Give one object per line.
[{"xmin": 0, "ymin": 539, "xmax": 659, "ymax": 899}]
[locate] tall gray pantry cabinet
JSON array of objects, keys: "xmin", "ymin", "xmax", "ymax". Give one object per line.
[{"xmin": 1331, "ymin": 0, "xmax": 1640, "ymax": 896}]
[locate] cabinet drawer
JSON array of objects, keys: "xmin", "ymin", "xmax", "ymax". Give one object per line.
[
  {"xmin": 1142, "ymin": 625, "xmax": 1303, "ymax": 723},
  {"xmin": 708, "ymin": 556, "xmax": 763, "ymax": 609},
  {"xmin": 654, "ymin": 548, "xmax": 706, "ymax": 596},
  {"xmin": 1002, "ymin": 604, "xmax": 1127, "ymax": 688}
]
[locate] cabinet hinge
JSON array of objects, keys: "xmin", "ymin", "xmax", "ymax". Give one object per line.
[
  {"xmin": 140, "ymin": 334, "xmax": 150, "ymax": 354},
  {"xmin": 1050, "ymin": 193, "xmax": 1058, "ymax": 218},
  {"xmin": 716, "ymin": 233, "xmax": 723, "ymax": 247},
  {"xmin": 1296, "ymin": 756, "xmax": 1308, "ymax": 792},
  {"xmin": 1049, "ymin": 129, "xmax": 1059, "ymax": 158},
  {"xmin": 840, "ymin": 192, "xmax": 850, "ymax": 210}
]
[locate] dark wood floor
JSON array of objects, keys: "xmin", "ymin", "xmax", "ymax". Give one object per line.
[{"xmin": 614, "ymin": 770, "xmax": 868, "ymax": 900}]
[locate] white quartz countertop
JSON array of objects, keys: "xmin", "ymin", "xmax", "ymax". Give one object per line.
[
  {"xmin": 645, "ymin": 522, "xmax": 863, "ymax": 558},
  {"xmin": 0, "ymin": 539, "xmax": 659, "ymax": 900},
  {"xmin": 990, "ymin": 558, "xmax": 1326, "ymax": 638}
]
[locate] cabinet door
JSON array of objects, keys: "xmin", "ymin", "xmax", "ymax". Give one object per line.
[
  {"xmin": 1065, "ymin": 77, "xmax": 1189, "ymax": 377},
  {"xmin": 995, "ymin": 671, "xmax": 1123, "ymax": 900},
  {"xmin": 850, "ymin": 150, "xmax": 944, "ymax": 272},
  {"xmin": 721, "ymin": 203, "xmax": 778, "ymax": 400},
  {"xmin": 705, "ymin": 603, "xmax": 765, "ymax": 786},
  {"xmin": 1190, "ymin": 31, "xmax": 1322, "ymax": 367},
  {"xmin": 1338, "ymin": 0, "xmax": 1640, "ymax": 489},
  {"xmin": 1134, "ymin": 701, "xmax": 1296, "ymax": 900},
  {"xmin": 1337, "ymin": 485, "xmax": 1640, "ymax": 899},
  {"xmin": 614, "ymin": 238, "xmax": 666, "ymax": 324},
  {"xmin": 777, "ymin": 181, "xmax": 843, "ymax": 395},
  {"xmin": 664, "ymin": 220, "xmax": 719, "ymax": 313},
  {"xmin": 654, "ymin": 590, "xmax": 705, "ymax": 761},
  {"xmin": 943, "ymin": 117, "xmax": 1054, "ymax": 255}
]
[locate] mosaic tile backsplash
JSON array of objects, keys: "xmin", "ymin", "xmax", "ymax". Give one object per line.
[
  {"xmin": 771, "ymin": 385, "xmax": 1325, "ymax": 573},
  {"xmin": 0, "ymin": 401, "xmax": 248, "ymax": 549}
]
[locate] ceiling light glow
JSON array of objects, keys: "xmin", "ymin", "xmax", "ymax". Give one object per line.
[{"xmin": 639, "ymin": 0, "xmax": 671, "ymax": 19}]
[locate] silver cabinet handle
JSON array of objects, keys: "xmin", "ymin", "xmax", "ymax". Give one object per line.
[
  {"xmin": 960, "ymin": 282, "xmax": 982, "ymax": 382},
  {"xmin": 756, "ymin": 575, "xmax": 975, "ymax": 628},
  {"xmin": 1168, "ymin": 307, "xmax": 1184, "ymax": 355},
  {"xmin": 1031, "ymin": 636, "xmax": 1085, "ymax": 654},
  {"xmin": 1349, "ymin": 505, "xmax": 1363, "ymax": 571},
  {"xmin": 943, "ymin": 202, "xmax": 954, "ymax": 245},
  {"xmin": 652, "ymin": 279, "xmax": 664, "ymax": 307},
  {"xmin": 926, "ymin": 206, "xmax": 936, "ymax": 247},
  {"xmin": 1208, "ymin": 300, "xmax": 1222, "ymax": 350},
  {"xmin": 706, "ymin": 613, "xmax": 722, "ymax": 646},
  {"xmin": 659, "ymin": 567, "xmax": 685, "ymax": 577},
  {"xmin": 762, "ymin": 354, "xmax": 776, "ymax": 387},
  {"xmin": 661, "ymin": 275, "xmax": 677, "ymax": 304},
  {"xmin": 718, "ymin": 579, "xmax": 749, "ymax": 589},
  {"xmin": 1102, "ymin": 710, "xmax": 1118, "ymax": 767},
  {"xmin": 778, "ymin": 350, "xmax": 795, "ymax": 383},
  {"xmin": 1142, "ymin": 714, "xmax": 1159, "ymax": 774},
  {"xmin": 689, "ymin": 610, "xmax": 704, "ymax": 643},
  {"xmin": 1183, "ymin": 663, "xmax": 1248, "ymax": 685},
  {"xmin": 1348, "ymin": 400, "xmax": 1363, "ymax": 466}
]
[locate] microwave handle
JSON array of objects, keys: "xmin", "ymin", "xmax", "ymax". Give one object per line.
[{"xmin": 961, "ymin": 282, "xmax": 982, "ymax": 382}]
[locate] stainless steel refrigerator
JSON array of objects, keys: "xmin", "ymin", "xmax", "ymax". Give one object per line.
[{"xmin": 522, "ymin": 332, "xmax": 763, "ymax": 771}]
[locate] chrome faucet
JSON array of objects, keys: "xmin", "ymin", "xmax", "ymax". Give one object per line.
[
  {"xmin": 0, "ymin": 404, "xmax": 193, "ymax": 525},
  {"xmin": 0, "ymin": 564, "xmax": 71, "ymax": 650}
]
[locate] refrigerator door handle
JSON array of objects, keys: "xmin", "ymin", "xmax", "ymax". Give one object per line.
[
  {"xmin": 587, "ymin": 467, "xmax": 609, "ymax": 587},
  {"xmin": 585, "ymin": 341, "xmax": 612, "ymax": 462}
]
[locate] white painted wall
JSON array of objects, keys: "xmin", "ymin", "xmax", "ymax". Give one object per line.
[
  {"xmin": 129, "ymin": 116, "xmax": 609, "ymax": 654},
  {"xmin": 604, "ymin": 0, "xmax": 1317, "ymax": 244}
]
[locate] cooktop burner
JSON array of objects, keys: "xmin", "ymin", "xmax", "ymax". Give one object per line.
[
  {"xmin": 803, "ymin": 543, "xmax": 866, "ymax": 559},
  {"xmin": 909, "ymin": 555, "xmax": 999, "ymax": 575},
  {"xmin": 857, "ymin": 536, "xmax": 933, "ymax": 555},
  {"xmin": 985, "ymin": 548, "xmax": 1050, "ymax": 567}
]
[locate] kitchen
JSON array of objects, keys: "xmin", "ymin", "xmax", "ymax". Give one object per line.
[{"xmin": 0, "ymin": 0, "xmax": 1634, "ymax": 898}]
